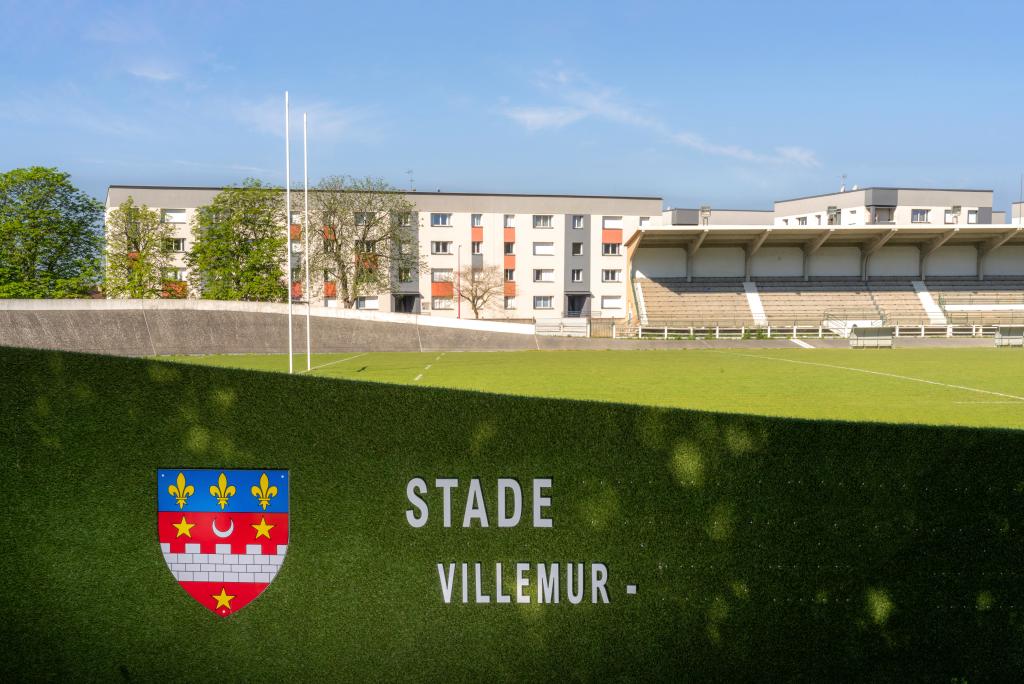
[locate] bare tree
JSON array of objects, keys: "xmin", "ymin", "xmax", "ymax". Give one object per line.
[
  {"xmin": 309, "ymin": 176, "xmax": 422, "ymax": 308},
  {"xmin": 458, "ymin": 264, "xmax": 503, "ymax": 319}
]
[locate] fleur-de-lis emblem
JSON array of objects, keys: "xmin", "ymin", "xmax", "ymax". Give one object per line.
[
  {"xmin": 168, "ymin": 472, "xmax": 195, "ymax": 509},
  {"xmin": 251, "ymin": 472, "xmax": 278, "ymax": 510},
  {"xmin": 209, "ymin": 472, "xmax": 236, "ymax": 510}
]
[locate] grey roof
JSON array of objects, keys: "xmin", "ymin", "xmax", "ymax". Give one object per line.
[
  {"xmin": 106, "ymin": 184, "xmax": 661, "ymax": 201},
  {"xmin": 776, "ymin": 186, "xmax": 993, "ymax": 203}
]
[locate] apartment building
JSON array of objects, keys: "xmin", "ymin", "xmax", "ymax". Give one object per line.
[
  {"xmin": 1013, "ymin": 201, "xmax": 1024, "ymax": 225},
  {"xmin": 663, "ymin": 207, "xmax": 773, "ymax": 226},
  {"xmin": 773, "ymin": 187, "xmax": 997, "ymax": 227},
  {"xmin": 104, "ymin": 186, "xmax": 663, "ymax": 319}
]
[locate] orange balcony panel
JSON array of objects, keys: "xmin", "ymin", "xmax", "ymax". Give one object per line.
[
  {"xmin": 503, "ymin": 255, "xmax": 515, "ymax": 269},
  {"xmin": 323, "ymin": 281, "xmax": 337, "ymax": 297},
  {"xmin": 290, "ymin": 224, "xmax": 302, "ymax": 240},
  {"xmin": 503, "ymin": 227, "xmax": 516, "ymax": 242},
  {"xmin": 471, "ymin": 226, "xmax": 484, "ymax": 242},
  {"xmin": 601, "ymin": 228, "xmax": 623, "ymax": 244},
  {"xmin": 291, "ymin": 281, "xmax": 303, "ymax": 299},
  {"xmin": 431, "ymin": 281, "xmax": 454, "ymax": 297},
  {"xmin": 322, "ymin": 226, "xmax": 336, "ymax": 240},
  {"xmin": 503, "ymin": 281, "xmax": 516, "ymax": 296}
]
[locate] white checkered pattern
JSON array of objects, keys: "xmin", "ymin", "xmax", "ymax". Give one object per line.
[{"xmin": 160, "ymin": 543, "xmax": 287, "ymax": 583}]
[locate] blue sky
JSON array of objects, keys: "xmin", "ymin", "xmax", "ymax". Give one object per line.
[{"xmin": 2, "ymin": 0, "xmax": 1023, "ymax": 212}]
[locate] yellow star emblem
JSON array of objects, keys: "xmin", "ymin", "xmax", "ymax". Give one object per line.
[
  {"xmin": 212, "ymin": 587, "xmax": 235, "ymax": 610},
  {"xmin": 251, "ymin": 517, "xmax": 274, "ymax": 539},
  {"xmin": 172, "ymin": 516, "xmax": 195, "ymax": 538}
]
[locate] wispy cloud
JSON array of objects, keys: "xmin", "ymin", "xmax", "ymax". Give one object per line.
[
  {"xmin": 0, "ymin": 85, "xmax": 148, "ymax": 138},
  {"xmin": 234, "ymin": 96, "xmax": 380, "ymax": 143},
  {"xmin": 125, "ymin": 61, "xmax": 181, "ymax": 82},
  {"xmin": 504, "ymin": 69, "xmax": 820, "ymax": 167},
  {"xmin": 504, "ymin": 106, "xmax": 587, "ymax": 131}
]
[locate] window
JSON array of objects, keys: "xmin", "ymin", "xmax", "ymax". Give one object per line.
[
  {"xmin": 848, "ymin": 209, "xmax": 858, "ymax": 225},
  {"xmin": 533, "ymin": 215, "xmax": 552, "ymax": 229},
  {"xmin": 504, "ymin": 296, "xmax": 516, "ymax": 310},
  {"xmin": 355, "ymin": 296, "xmax": 379, "ymax": 310},
  {"xmin": 289, "ymin": 211, "xmax": 304, "ymax": 225},
  {"xmin": 163, "ymin": 238, "xmax": 186, "ymax": 252},
  {"xmin": 601, "ymin": 296, "xmax": 622, "ymax": 309},
  {"xmin": 796, "ymin": 217, "xmax": 807, "ymax": 226},
  {"xmin": 639, "ymin": 216, "xmax": 651, "ymax": 227},
  {"xmin": 431, "ymin": 268, "xmax": 453, "ymax": 282},
  {"xmin": 399, "ymin": 268, "xmax": 413, "ymax": 283},
  {"xmin": 911, "ymin": 209, "xmax": 930, "ymax": 223},
  {"xmin": 533, "ymin": 269, "xmax": 554, "ymax": 282},
  {"xmin": 355, "ymin": 212, "xmax": 372, "ymax": 226},
  {"xmin": 571, "ymin": 242, "xmax": 584, "ymax": 256},
  {"xmin": 471, "ymin": 241, "xmax": 482, "ymax": 255},
  {"xmin": 161, "ymin": 267, "xmax": 186, "ymax": 281},
  {"xmin": 394, "ymin": 212, "xmax": 412, "ymax": 227},
  {"xmin": 602, "ymin": 242, "xmax": 621, "ymax": 256},
  {"xmin": 355, "ymin": 239, "xmax": 376, "ymax": 253},
  {"xmin": 431, "ymin": 241, "xmax": 453, "ymax": 254},
  {"xmin": 533, "ymin": 296, "xmax": 553, "ymax": 310},
  {"xmin": 504, "ymin": 268, "xmax": 515, "ymax": 281},
  {"xmin": 397, "ymin": 241, "xmax": 412, "ymax": 255},
  {"xmin": 504, "ymin": 242, "xmax": 514, "ymax": 255},
  {"xmin": 601, "ymin": 216, "xmax": 623, "ymax": 229},
  {"xmin": 504, "ymin": 214, "xmax": 515, "ymax": 228},
  {"xmin": 815, "ymin": 215, "xmax": 822, "ymax": 225},
  {"xmin": 944, "ymin": 210, "xmax": 957, "ymax": 224},
  {"xmin": 571, "ymin": 215, "xmax": 585, "ymax": 230},
  {"xmin": 430, "ymin": 213, "xmax": 452, "ymax": 227},
  {"xmin": 967, "ymin": 209, "xmax": 978, "ymax": 224},
  {"xmin": 601, "ymin": 269, "xmax": 622, "ymax": 282},
  {"xmin": 471, "ymin": 213, "xmax": 483, "ymax": 227},
  {"xmin": 571, "ymin": 269, "xmax": 583, "ymax": 282},
  {"xmin": 161, "ymin": 209, "xmax": 186, "ymax": 224},
  {"xmin": 533, "ymin": 242, "xmax": 555, "ymax": 256},
  {"xmin": 432, "ymin": 297, "xmax": 454, "ymax": 310}
]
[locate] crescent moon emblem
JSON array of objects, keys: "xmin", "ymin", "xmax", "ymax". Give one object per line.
[{"xmin": 212, "ymin": 519, "xmax": 234, "ymax": 538}]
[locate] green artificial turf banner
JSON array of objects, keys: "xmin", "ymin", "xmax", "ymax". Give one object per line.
[{"xmin": 2, "ymin": 346, "xmax": 1024, "ymax": 681}]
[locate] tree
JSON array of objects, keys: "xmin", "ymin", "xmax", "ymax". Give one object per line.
[
  {"xmin": 309, "ymin": 176, "xmax": 422, "ymax": 308},
  {"xmin": 185, "ymin": 179, "xmax": 287, "ymax": 301},
  {"xmin": 104, "ymin": 197, "xmax": 175, "ymax": 298},
  {"xmin": 458, "ymin": 264, "xmax": 503, "ymax": 319},
  {"xmin": 0, "ymin": 166, "xmax": 103, "ymax": 298}
]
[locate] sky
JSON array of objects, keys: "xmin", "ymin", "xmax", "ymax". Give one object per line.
[{"xmin": 2, "ymin": 0, "xmax": 1023, "ymax": 212}]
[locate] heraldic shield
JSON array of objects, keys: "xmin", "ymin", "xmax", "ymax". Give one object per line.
[{"xmin": 158, "ymin": 469, "xmax": 289, "ymax": 617}]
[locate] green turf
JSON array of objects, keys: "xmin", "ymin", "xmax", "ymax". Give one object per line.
[
  {"xmin": 3, "ymin": 346, "xmax": 1024, "ymax": 680},
  {"xmin": 163, "ymin": 348, "xmax": 1024, "ymax": 429}
]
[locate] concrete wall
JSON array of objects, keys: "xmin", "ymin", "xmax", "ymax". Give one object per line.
[
  {"xmin": 809, "ymin": 247, "xmax": 860, "ymax": 277},
  {"xmin": 692, "ymin": 248, "xmax": 744, "ymax": 278},
  {"xmin": 0, "ymin": 300, "xmax": 539, "ymax": 356},
  {"xmin": 986, "ymin": 246, "xmax": 1024, "ymax": 276},
  {"xmin": 751, "ymin": 247, "xmax": 803, "ymax": 277},
  {"xmin": 926, "ymin": 246, "xmax": 977, "ymax": 277},
  {"xmin": 633, "ymin": 247, "xmax": 687, "ymax": 279},
  {"xmin": 868, "ymin": 246, "xmax": 919, "ymax": 276}
]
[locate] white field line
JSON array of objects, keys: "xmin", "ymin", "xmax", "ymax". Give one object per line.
[
  {"xmin": 414, "ymin": 374, "xmax": 423, "ymax": 381},
  {"xmin": 717, "ymin": 351, "xmax": 1024, "ymax": 403},
  {"xmin": 297, "ymin": 352, "xmax": 367, "ymax": 374},
  {"xmin": 790, "ymin": 338, "xmax": 814, "ymax": 349}
]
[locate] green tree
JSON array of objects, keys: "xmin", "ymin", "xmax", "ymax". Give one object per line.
[
  {"xmin": 186, "ymin": 179, "xmax": 287, "ymax": 301},
  {"xmin": 0, "ymin": 166, "xmax": 103, "ymax": 298},
  {"xmin": 309, "ymin": 176, "xmax": 422, "ymax": 308},
  {"xmin": 104, "ymin": 197, "xmax": 175, "ymax": 298}
]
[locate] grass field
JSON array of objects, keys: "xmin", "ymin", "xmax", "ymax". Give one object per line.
[
  {"xmin": 4, "ymin": 345, "xmax": 1024, "ymax": 680},
  {"xmin": 163, "ymin": 348, "xmax": 1024, "ymax": 429}
]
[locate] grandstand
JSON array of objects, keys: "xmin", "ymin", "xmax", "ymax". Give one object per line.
[{"xmin": 637, "ymin": 279, "xmax": 754, "ymax": 325}]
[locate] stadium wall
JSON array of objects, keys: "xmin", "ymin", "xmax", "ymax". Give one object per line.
[
  {"xmin": 2, "ymin": 347, "xmax": 1024, "ymax": 680},
  {"xmin": 0, "ymin": 299, "xmax": 540, "ymax": 355}
]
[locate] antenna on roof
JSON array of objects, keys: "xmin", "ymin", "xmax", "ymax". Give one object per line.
[
  {"xmin": 405, "ymin": 169, "xmax": 415, "ymax": 192},
  {"xmin": 840, "ymin": 174, "xmax": 847, "ymax": 193}
]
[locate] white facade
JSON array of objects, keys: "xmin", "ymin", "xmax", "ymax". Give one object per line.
[
  {"xmin": 773, "ymin": 188, "xmax": 995, "ymax": 227},
  {"xmin": 104, "ymin": 186, "xmax": 662, "ymax": 320}
]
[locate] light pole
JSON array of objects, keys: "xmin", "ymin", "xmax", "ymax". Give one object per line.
[{"xmin": 456, "ymin": 244, "xmax": 462, "ymax": 319}]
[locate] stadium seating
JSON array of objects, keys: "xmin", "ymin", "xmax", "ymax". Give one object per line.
[
  {"xmin": 637, "ymin": 279, "xmax": 754, "ymax": 325},
  {"xmin": 927, "ymin": 279, "xmax": 1024, "ymax": 325},
  {"xmin": 756, "ymin": 280, "xmax": 880, "ymax": 326},
  {"xmin": 865, "ymin": 281, "xmax": 930, "ymax": 325}
]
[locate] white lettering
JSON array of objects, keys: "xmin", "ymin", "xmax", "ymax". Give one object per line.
[
  {"xmin": 474, "ymin": 563, "xmax": 491, "ymax": 603},
  {"xmin": 435, "ymin": 478, "xmax": 459, "ymax": 528},
  {"xmin": 405, "ymin": 478, "xmax": 428, "ymax": 528},
  {"xmin": 591, "ymin": 563, "xmax": 609, "ymax": 604},
  {"xmin": 538, "ymin": 562, "xmax": 559, "ymax": 603},
  {"xmin": 516, "ymin": 562, "xmax": 530, "ymax": 603},
  {"xmin": 437, "ymin": 563, "xmax": 455, "ymax": 603},
  {"xmin": 463, "ymin": 478, "xmax": 489, "ymax": 528},
  {"xmin": 495, "ymin": 562, "xmax": 511, "ymax": 603},
  {"xmin": 533, "ymin": 478, "xmax": 552, "ymax": 528},
  {"xmin": 497, "ymin": 478, "xmax": 522, "ymax": 528},
  {"xmin": 567, "ymin": 563, "xmax": 584, "ymax": 604}
]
